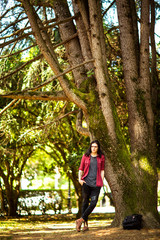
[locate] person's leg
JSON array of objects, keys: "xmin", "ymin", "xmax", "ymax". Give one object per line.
[
  {"xmin": 82, "ymin": 220, "xmax": 89, "ymax": 232},
  {"xmin": 75, "ymin": 183, "xmax": 91, "ymax": 232},
  {"xmin": 82, "ymin": 186, "xmax": 101, "ymax": 221},
  {"xmin": 81, "ymin": 184, "xmax": 91, "ymax": 231},
  {"xmin": 81, "ymin": 183, "xmax": 91, "ymax": 221}
]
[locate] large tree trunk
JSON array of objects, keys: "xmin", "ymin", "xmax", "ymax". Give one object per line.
[
  {"xmin": 20, "ymin": 0, "xmax": 160, "ymax": 228},
  {"xmin": 116, "ymin": 0, "xmax": 159, "ymax": 227}
]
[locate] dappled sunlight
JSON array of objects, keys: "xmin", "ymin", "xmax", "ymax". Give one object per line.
[
  {"xmin": 139, "ymin": 157, "xmax": 155, "ymax": 175},
  {"xmin": 0, "ymin": 220, "xmax": 160, "ymax": 240}
]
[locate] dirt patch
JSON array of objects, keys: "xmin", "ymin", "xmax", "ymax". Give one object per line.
[{"xmin": 0, "ymin": 220, "xmax": 160, "ymax": 240}]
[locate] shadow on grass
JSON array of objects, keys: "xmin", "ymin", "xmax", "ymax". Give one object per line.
[
  {"xmin": 0, "ymin": 227, "xmax": 160, "ymax": 240},
  {"xmin": 0, "ymin": 214, "xmax": 160, "ymax": 240}
]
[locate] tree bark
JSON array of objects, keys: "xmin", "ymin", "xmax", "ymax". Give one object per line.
[
  {"xmin": 116, "ymin": 0, "xmax": 159, "ymax": 227},
  {"xmin": 150, "ymin": 0, "xmax": 158, "ymax": 112},
  {"xmin": 2, "ymin": 177, "xmax": 19, "ymax": 216},
  {"xmin": 49, "ymin": 0, "xmax": 86, "ymax": 88},
  {"xmin": 0, "ymin": 146, "xmax": 34, "ymax": 216}
]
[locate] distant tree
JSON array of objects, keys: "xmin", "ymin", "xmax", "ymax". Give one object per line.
[{"xmin": 0, "ymin": 105, "xmax": 35, "ymax": 215}]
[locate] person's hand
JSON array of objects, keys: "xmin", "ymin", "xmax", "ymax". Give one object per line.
[{"xmin": 79, "ymin": 180, "xmax": 86, "ymax": 186}]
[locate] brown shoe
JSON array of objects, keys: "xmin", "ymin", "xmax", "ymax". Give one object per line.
[
  {"xmin": 82, "ymin": 221, "xmax": 89, "ymax": 232},
  {"xmin": 82, "ymin": 225, "xmax": 89, "ymax": 232},
  {"xmin": 75, "ymin": 218, "xmax": 84, "ymax": 232}
]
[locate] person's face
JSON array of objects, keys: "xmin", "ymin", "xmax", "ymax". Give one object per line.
[{"xmin": 91, "ymin": 143, "xmax": 98, "ymax": 154}]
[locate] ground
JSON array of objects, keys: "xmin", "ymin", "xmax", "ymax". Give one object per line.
[{"xmin": 0, "ymin": 215, "xmax": 160, "ymax": 240}]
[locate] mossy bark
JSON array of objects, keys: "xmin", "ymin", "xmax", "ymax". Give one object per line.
[{"xmin": 87, "ymin": 98, "xmax": 159, "ymax": 228}]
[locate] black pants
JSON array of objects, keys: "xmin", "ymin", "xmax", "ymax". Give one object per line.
[{"xmin": 82, "ymin": 183, "xmax": 101, "ymax": 222}]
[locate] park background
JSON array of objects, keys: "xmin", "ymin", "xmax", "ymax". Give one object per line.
[{"xmin": 1, "ymin": 0, "xmax": 160, "ymax": 236}]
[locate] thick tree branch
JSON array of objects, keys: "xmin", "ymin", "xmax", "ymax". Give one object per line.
[
  {"xmin": 77, "ymin": 0, "xmax": 91, "ymax": 47},
  {"xmin": 0, "ymin": 91, "xmax": 68, "ymax": 101},
  {"xmin": 88, "ymin": 0, "xmax": 117, "ymax": 142},
  {"xmin": 139, "ymin": 0, "xmax": 155, "ymax": 154},
  {"xmin": 76, "ymin": 110, "xmax": 89, "ymax": 136},
  {"xmin": 18, "ymin": 150, "xmax": 34, "ymax": 179},
  {"xmin": 150, "ymin": 0, "xmax": 159, "ymax": 111},
  {"xmin": 72, "ymin": 0, "xmax": 93, "ymax": 71},
  {"xmin": 0, "ymin": 59, "xmax": 94, "ymax": 101},
  {"xmin": 150, "ymin": 0, "xmax": 157, "ymax": 79}
]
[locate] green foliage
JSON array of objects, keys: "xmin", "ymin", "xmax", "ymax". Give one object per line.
[
  {"xmin": 25, "ymin": 102, "xmax": 89, "ymax": 184},
  {"xmin": 6, "ymin": 99, "xmax": 89, "ymax": 190},
  {"xmin": 0, "ymin": 108, "xmax": 34, "ymax": 193},
  {"xmin": 87, "ymin": 69, "xmax": 94, "ymax": 78}
]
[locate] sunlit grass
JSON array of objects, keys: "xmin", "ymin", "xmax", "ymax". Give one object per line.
[
  {"xmin": 0, "ymin": 216, "xmax": 160, "ymax": 240},
  {"xmin": 0, "ymin": 215, "xmax": 113, "ymax": 233}
]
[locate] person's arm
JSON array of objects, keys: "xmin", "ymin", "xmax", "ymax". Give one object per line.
[
  {"xmin": 101, "ymin": 170, "xmax": 104, "ymax": 182},
  {"xmin": 78, "ymin": 170, "xmax": 86, "ymax": 185}
]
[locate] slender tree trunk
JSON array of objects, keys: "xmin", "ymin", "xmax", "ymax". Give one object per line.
[
  {"xmin": 150, "ymin": 0, "xmax": 158, "ymax": 112},
  {"xmin": 0, "ymin": 154, "xmax": 30, "ymax": 216},
  {"xmin": 0, "ymin": 181, "xmax": 6, "ymax": 214},
  {"xmin": 4, "ymin": 181, "xmax": 19, "ymax": 216}
]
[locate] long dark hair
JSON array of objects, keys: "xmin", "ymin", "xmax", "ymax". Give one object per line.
[{"xmin": 85, "ymin": 140, "xmax": 103, "ymax": 157}]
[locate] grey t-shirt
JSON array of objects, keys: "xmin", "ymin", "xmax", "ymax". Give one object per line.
[{"xmin": 84, "ymin": 156, "xmax": 97, "ymax": 187}]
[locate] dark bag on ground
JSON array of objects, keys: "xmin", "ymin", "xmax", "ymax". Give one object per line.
[{"xmin": 122, "ymin": 214, "xmax": 142, "ymax": 230}]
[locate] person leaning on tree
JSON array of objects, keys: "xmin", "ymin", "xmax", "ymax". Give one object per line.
[{"xmin": 75, "ymin": 140, "xmax": 105, "ymax": 232}]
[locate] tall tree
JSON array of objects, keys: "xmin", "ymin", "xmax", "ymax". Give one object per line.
[
  {"xmin": 0, "ymin": 105, "xmax": 35, "ymax": 215},
  {"xmin": 0, "ymin": 0, "xmax": 160, "ymax": 227}
]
